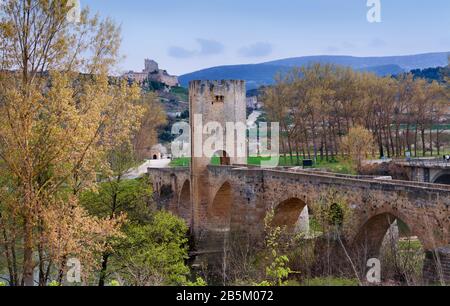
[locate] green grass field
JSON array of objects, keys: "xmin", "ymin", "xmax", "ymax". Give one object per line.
[
  {"xmin": 170, "ymin": 157, "xmax": 190, "ymax": 167},
  {"xmin": 170, "ymin": 156, "xmax": 356, "ymax": 174}
]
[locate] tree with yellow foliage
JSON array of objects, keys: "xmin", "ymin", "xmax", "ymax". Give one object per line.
[
  {"xmin": 0, "ymin": 0, "xmax": 146, "ymax": 286},
  {"xmin": 340, "ymin": 126, "xmax": 376, "ymax": 171},
  {"xmin": 133, "ymin": 92, "xmax": 167, "ymax": 161}
]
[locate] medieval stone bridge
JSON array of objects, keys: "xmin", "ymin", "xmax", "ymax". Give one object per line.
[
  {"xmin": 149, "ymin": 164, "xmax": 450, "ymax": 283},
  {"xmin": 148, "ymin": 79, "xmax": 450, "ymax": 283}
]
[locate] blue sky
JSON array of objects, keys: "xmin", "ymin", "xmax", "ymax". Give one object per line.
[{"xmin": 82, "ymin": 0, "xmax": 450, "ymax": 75}]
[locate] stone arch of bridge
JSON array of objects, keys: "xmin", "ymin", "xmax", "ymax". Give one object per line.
[
  {"xmin": 352, "ymin": 211, "xmax": 428, "ymax": 257},
  {"xmin": 209, "ymin": 181, "xmax": 233, "ymax": 231},
  {"xmin": 272, "ymin": 197, "xmax": 310, "ymax": 234},
  {"xmin": 432, "ymin": 171, "xmax": 450, "ymax": 185},
  {"xmin": 178, "ymin": 179, "xmax": 192, "ymax": 226},
  {"xmin": 160, "ymin": 184, "xmax": 173, "ymax": 198},
  {"xmin": 158, "ymin": 183, "xmax": 174, "ymax": 211}
]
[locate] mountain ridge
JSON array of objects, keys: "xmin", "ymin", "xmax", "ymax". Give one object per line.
[{"xmin": 179, "ymin": 52, "xmax": 449, "ymax": 89}]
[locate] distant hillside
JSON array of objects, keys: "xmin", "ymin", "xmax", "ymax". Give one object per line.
[
  {"xmin": 179, "ymin": 64, "xmax": 290, "ymax": 90},
  {"xmin": 141, "ymin": 80, "xmax": 189, "ymax": 114},
  {"xmin": 179, "ymin": 52, "xmax": 449, "ymax": 89},
  {"xmin": 356, "ymin": 64, "xmax": 405, "ymax": 76},
  {"xmin": 264, "ymin": 53, "xmax": 449, "ymax": 71}
]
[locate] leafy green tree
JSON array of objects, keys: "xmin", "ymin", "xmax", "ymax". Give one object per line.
[
  {"xmin": 109, "ymin": 280, "xmax": 120, "ymax": 286},
  {"xmin": 81, "ymin": 179, "xmax": 192, "ymax": 286},
  {"xmin": 111, "ymin": 211, "xmax": 190, "ymax": 286},
  {"xmin": 257, "ymin": 210, "xmax": 292, "ymax": 286},
  {"xmin": 80, "ymin": 177, "xmax": 153, "ymax": 285},
  {"xmin": 81, "ymin": 178, "xmax": 153, "ymax": 224}
]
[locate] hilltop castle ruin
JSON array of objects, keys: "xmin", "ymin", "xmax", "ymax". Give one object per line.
[{"xmin": 123, "ymin": 59, "xmax": 179, "ymax": 87}]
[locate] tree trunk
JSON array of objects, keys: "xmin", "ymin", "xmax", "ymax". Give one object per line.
[
  {"xmin": 1, "ymin": 223, "xmax": 16, "ymax": 286},
  {"xmin": 429, "ymin": 125, "xmax": 433, "ymax": 156},
  {"xmin": 57, "ymin": 257, "xmax": 68, "ymax": 285},
  {"xmin": 311, "ymin": 123, "xmax": 318, "ymax": 161},
  {"xmin": 406, "ymin": 123, "xmax": 411, "ymax": 153},
  {"xmin": 421, "ymin": 128, "xmax": 426, "ymax": 156},
  {"xmin": 388, "ymin": 124, "xmax": 395, "ymax": 157},
  {"xmin": 98, "ymin": 253, "xmax": 110, "ymax": 286},
  {"xmin": 295, "ymin": 138, "xmax": 300, "ymax": 165},
  {"xmin": 304, "ymin": 130, "xmax": 311, "ymax": 159},
  {"xmin": 414, "ymin": 125, "xmax": 418, "ymax": 157},
  {"xmin": 287, "ymin": 134, "xmax": 294, "ymax": 165},
  {"xmin": 436, "ymin": 129, "xmax": 441, "ymax": 156},
  {"xmin": 22, "ymin": 218, "xmax": 34, "ymax": 286}
]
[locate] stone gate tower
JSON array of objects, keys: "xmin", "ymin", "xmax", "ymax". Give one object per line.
[{"xmin": 189, "ymin": 80, "xmax": 247, "ymax": 234}]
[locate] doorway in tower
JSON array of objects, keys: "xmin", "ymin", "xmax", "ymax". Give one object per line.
[{"xmin": 210, "ymin": 150, "xmax": 231, "ymax": 166}]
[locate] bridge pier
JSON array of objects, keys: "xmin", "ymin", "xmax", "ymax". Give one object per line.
[
  {"xmin": 400, "ymin": 161, "xmax": 450, "ymax": 184},
  {"xmin": 423, "ymin": 247, "xmax": 450, "ymax": 285}
]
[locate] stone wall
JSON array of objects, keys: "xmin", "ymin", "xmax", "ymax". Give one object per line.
[{"xmin": 155, "ymin": 71, "xmax": 179, "ymax": 87}]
